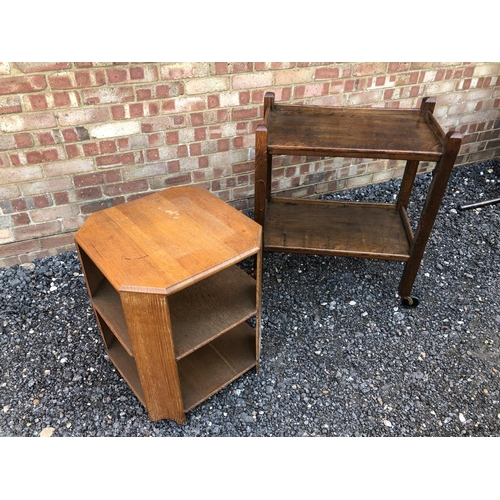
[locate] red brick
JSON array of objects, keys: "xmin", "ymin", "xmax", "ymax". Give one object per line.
[
  {"xmin": 173, "ymin": 116, "xmax": 185, "ymax": 126},
  {"xmin": 39, "ymin": 232, "xmax": 76, "ymax": 250},
  {"xmin": 410, "ymin": 85, "xmax": 421, "ymax": 97},
  {"xmin": 218, "ymin": 139, "xmax": 229, "ymax": 151},
  {"xmin": 239, "ymin": 91, "xmax": 250, "ymax": 105},
  {"xmin": 80, "ymin": 198, "xmax": 124, "ymax": 215},
  {"xmin": 384, "ymin": 89, "xmax": 394, "ymax": 100},
  {"xmin": 236, "ymin": 123, "xmax": 247, "ymax": 134},
  {"xmin": 198, "ymin": 156, "xmax": 208, "ymax": 168},
  {"xmin": 129, "ymin": 103, "xmax": 144, "ymax": 117},
  {"xmin": 99, "ymin": 140, "xmax": 116, "ymax": 153},
  {"xmin": 130, "ymin": 67, "xmax": 144, "ymax": 80},
  {"xmin": 147, "ymin": 133, "xmax": 163, "ymax": 147},
  {"xmin": 208, "ymin": 95, "xmax": 220, "ymax": 108},
  {"xmin": 74, "ymin": 172, "xmax": 105, "ymax": 187},
  {"xmin": 11, "ymin": 198, "xmax": 28, "ymax": 211},
  {"xmin": 15, "ymin": 133, "xmax": 34, "ymax": 148},
  {"xmin": 76, "ymin": 186, "xmax": 103, "ymax": 200},
  {"xmin": 214, "ymin": 63, "xmax": 229, "ymax": 74},
  {"xmin": 194, "ymin": 128, "xmax": 206, "ymax": 141},
  {"xmin": 192, "ymin": 170, "xmax": 206, "ymax": 182},
  {"xmin": 107, "ymin": 68, "xmax": 128, "ymax": 84},
  {"xmin": 167, "ymin": 161, "xmax": 181, "ymax": 174},
  {"xmin": 209, "ymin": 126, "xmax": 222, "ymax": 139},
  {"xmin": 0, "ymin": 239, "xmax": 40, "ymax": 259},
  {"xmin": 409, "ymin": 72, "xmax": 419, "ymax": 84},
  {"xmin": 281, "ymin": 87, "xmax": 292, "ymax": 100},
  {"xmin": 190, "ymin": 113, "xmax": 204, "ymax": 126},
  {"xmin": 28, "ymin": 94, "xmax": 48, "ymax": 110},
  {"xmin": 0, "ymin": 75, "xmax": 47, "ymax": 95},
  {"xmin": 62, "ymin": 129, "xmax": 79, "ymax": 142},
  {"xmin": 111, "ymin": 105, "xmax": 126, "ymax": 120},
  {"xmin": 250, "ymin": 89, "xmax": 264, "ymax": 104},
  {"xmin": 464, "ymin": 66, "xmax": 474, "ymax": 77},
  {"xmin": 12, "ymin": 213, "xmax": 30, "ymax": 226},
  {"xmin": 103, "ymin": 179, "xmax": 148, "ymax": 196},
  {"xmin": 75, "ymin": 71, "xmax": 92, "ymax": 87},
  {"xmin": 210, "ymin": 109, "xmax": 225, "ymax": 124},
  {"xmin": 293, "ymin": 85, "xmax": 306, "ymax": 99},
  {"xmin": 147, "ymin": 149, "xmax": 160, "ymax": 161},
  {"xmin": 233, "ymin": 63, "xmax": 253, "ymax": 73},
  {"xmin": 96, "ymin": 152, "xmax": 135, "ymax": 167},
  {"xmin": 177, "ymin": 145, "xmax": 188, "ymax": 157},
  {"xmin": 189, "ymin": 143, "xmax": 201, "ymax": 156},
  {"xmin": 161, "ymin": 100, "xmax": 176, "ymax": 112},
  {"xmin": 148, "ymin": 102, "xmax": 159, "ymax": 115},
  {"xmin": 117, "ymin": 138, "xmax": 129, "ymax": 150},
  {"xmin": 315, "ymin": 67, "xmax": 339, "ymax": 79},
  {"xmin": 232, "ymin": 136, "xmax": 244, "ymax": 148},
  {"xmin": 342, "ymin": 79, "xmax": 352, "ymax": 93},
  {"xmin": 232, "ymin": 107, "xmax": 258, "ymax": 120},
  {"xmin": 164, "ymin": 173, "xmax": 191, "ymax": 186},
  {"xmin": 156, "ymin": 85, "xmax": 170, "ymax": 98},
  {"xmin": 165, "ymin": 131, "xmax": 179, "ymax": 145},
  {"xmin": 25, "ymin": 148, "xmax": 59, "ymax": 164},
  {"xmin": 9, "ymin": 154, "xmax": 21, "ymax": 166},
  {"xmin": 65, "ymin": 144, "xmax": 80, "ymax": 158},
  {"xmin": 101, "ymin": 170, "xmax": 120, "ymax": 184},
  {"xmin": 137, "ymin": 88, "xmax": 152, "ymax": 100},
  {"xmin": 232, "ymin": 161, "xmax": 254, "ymax": 174},
  {"xmin": 53, "ymin": 191, "xmax": 70, "ymax": 205},
  {"xmin": 37, "ymin": 132, "xmax": 56, "ymax": 145},
  {"xmin": 48, "ymin": 73, "xmax": 74, "ymax": 89},
  {"xmin": 33, "ymin": 194, "xmax": 51, "ymax": 208},
  {"xmin": 388, "ymin": 62, "xmax": 410, "ymax": 72},
  {"xmin": 52, "ymin": 92, "xmax": 75, "ymax": 108},
  {"xmin": 49, "ymin": 70, "xmax": 105, "ymax": 90},
  {"xmin": 83, "ymin": 143, "xmax": 99, "ymax": 156}
]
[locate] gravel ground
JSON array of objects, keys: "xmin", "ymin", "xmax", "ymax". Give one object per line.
[{"xmin": 1, "ymin": 159, "xmax": 499, "ymax": 439}]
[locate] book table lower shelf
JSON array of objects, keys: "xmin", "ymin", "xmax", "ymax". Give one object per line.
[{"xmin": 74, "ymin": 186, "xmax": 262, "ymax": 424}]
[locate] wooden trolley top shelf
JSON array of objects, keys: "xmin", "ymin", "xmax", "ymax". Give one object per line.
[{"xmin": 265, "ymin": 103, "xmax": 445, "ymax": 161}]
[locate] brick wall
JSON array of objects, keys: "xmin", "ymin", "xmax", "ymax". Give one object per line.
[{"xmin": 1, "ymin": 62, "xmax": 499, "ymax": 267}]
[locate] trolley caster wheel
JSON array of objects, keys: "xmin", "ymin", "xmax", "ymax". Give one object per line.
[{"xmin": 401, "ymin": 296, "xmax": 420, "ymax": 309}]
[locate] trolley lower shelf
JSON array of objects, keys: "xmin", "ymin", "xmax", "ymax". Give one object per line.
[{"xmin": 263, "ymin": 197, "xmax": 413, "ymax": 261}]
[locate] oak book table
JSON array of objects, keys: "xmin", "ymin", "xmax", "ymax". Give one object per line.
[
  {"xmin": 254, "ymin": 92, "xmax": 463, "ymax": 307},
  {"xmin": 74, "ymin": 187, "xmax": 262, "ymax": 424}
]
